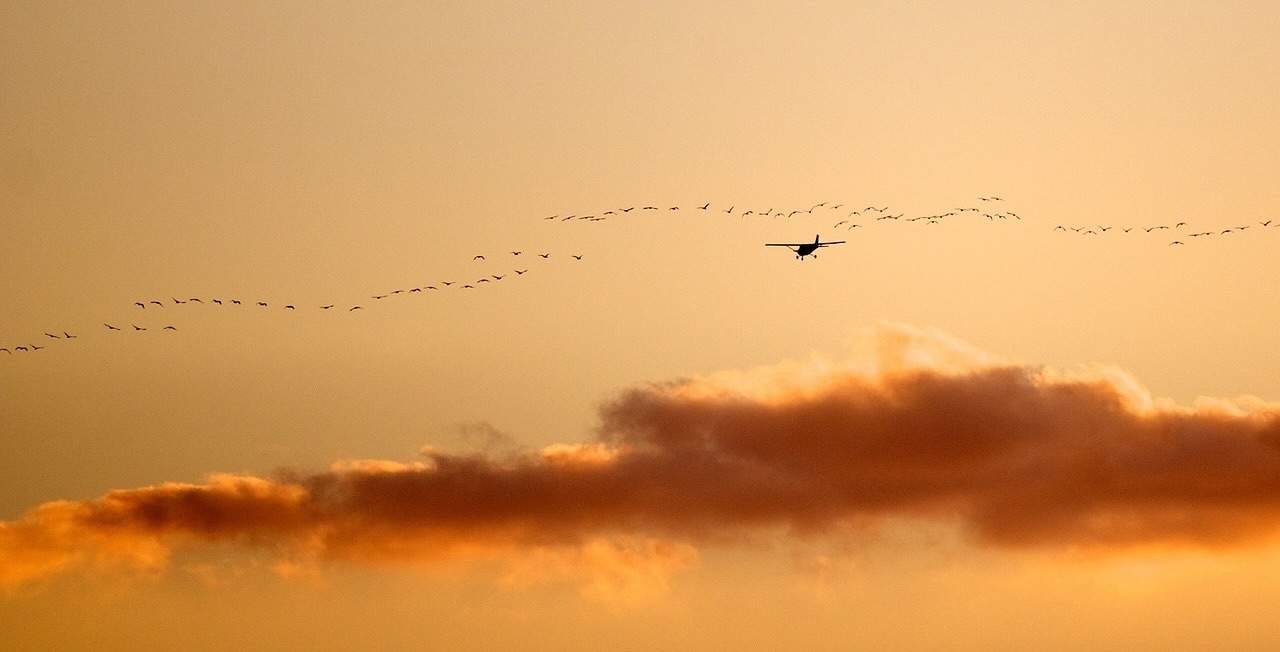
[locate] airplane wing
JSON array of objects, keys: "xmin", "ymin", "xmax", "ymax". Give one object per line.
[
  {"xmin": 765, "ymin": 243, "xmax": 804, "ymax": 247},
  {"xmin": 817, "ymin": 240, "xmax": 846, "ymax": 246}
]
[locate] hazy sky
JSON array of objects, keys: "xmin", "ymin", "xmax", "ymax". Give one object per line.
[{"xmin": 4, "ymin": 1, "xmax": 1280, "ymax": 650}]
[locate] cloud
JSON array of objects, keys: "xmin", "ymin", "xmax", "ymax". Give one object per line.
[{"xmin": 5, "ymin": 323, "xmax": 1280, "ymax": 590}]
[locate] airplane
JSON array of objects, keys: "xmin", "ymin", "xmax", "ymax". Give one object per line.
[{"xmin": 765, "ymin": 234, "xmax": 846, "ymax": 260}]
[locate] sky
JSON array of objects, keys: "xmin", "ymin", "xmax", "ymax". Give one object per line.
[{"xmin": 3, "ymin": 1, "xmax": 1280, "ymax": 649}]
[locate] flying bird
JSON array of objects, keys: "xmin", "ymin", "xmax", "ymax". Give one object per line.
[
  {"xmin": 474, "ymin": 255, "xmax": 485, "ymax": 260},
  {"xmin": 514, "ymin": 269, "xmax": 527, "ymax": 275},
  {"xmin": 135, "ymin": 302, "xmax": 146, "ymax": 309},
  {"xmin": 132, "ymin": 325, "xmax": 146, "ymax": 331},
  {"xmin": 105, "ymin": 324, "xmax": 121, "ymax": 331},
  {"xmin": 321, "ymin": 305, "xmax": 334, "ymax": 309},
  {"xmin": 572, "ymin": 254, "xmax": 583, "ymax": 260},
  {"xmin": 45, "ymin": 333, "xmax": 60, "ymax": 339},
  {"xmin": 349, "ymin": 306, "xmax": 362, "ymax": 311},
  {"xmin": 63, "ymin": 332, "xmax": 76, "ymax": 339},
  {"xmin": 163, "ymin": 325, "xmax": 176, "ymax": 330}
]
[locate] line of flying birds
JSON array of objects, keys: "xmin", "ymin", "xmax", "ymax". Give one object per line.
[
  {"xmin": 543, "ymin": 196, "xmax": 1278, "ymax": 250},
  {"xmin": 0, "ymin": 250, "xmax": 584, "ymax": 358}
]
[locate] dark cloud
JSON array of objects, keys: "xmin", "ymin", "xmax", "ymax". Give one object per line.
[{"xmin": 5, "ymin": 325, "xmax": 1280, "ymax": 589}]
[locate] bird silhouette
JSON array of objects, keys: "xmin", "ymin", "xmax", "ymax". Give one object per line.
[
  {"xmin": 212, "ymin": 299, "xmax": 222, "ymax": 305},
  {"xmin": 133, "ymin": 325, "xmax": 146, "ymax": 331},
  {"xmin": 511, "ymin": 251, "xmax": 521, "ymax": 256},
  {"xmin": 349, "ymin": 306, "xmax": 362, "ymax": 311},
  {"xmin": 31, "ymin": 345, "xmax": 44, "ymax": 351},
  {"xmin": 45, "ymin": 333, "xmax": 60, "ymax": 339},
  {"xmin": 539, "ymin": 253, "xmax": 550, "ymax": 258},
  {"xmin": 63, "ymin": 332, "xmax": 76, "ymax": 339},
  {"xmin": 699, "ymin": 203, "xmax": 710, "ymax": 210},
  {"xmin": 284, "ymin": 305, "xmax": 295, "ymax": 310},
  {"xmin": 105, "ymin": 324, "xmax": 121, "ymax": 331},
  {"xmin": 257, "ymin": 302, "xmax": 268, "ymax": 307},
  {"xmin": 163, "ymin": 325, "xmax": 177, "ymax": 330},
  {"xmin": 572, "ymin": 254, "xmax": 583, "ymax": 260},
  {"xmin": 150, "ymin": 301, "xmax": 164, "ymax": 307},
  {"xmin": 135, "ymin": 302, "xmax": 146, "ymax": 309},
  {"xmin": 514, "ymin": 269, "xmax": 527, "ymax": 275},
  {"xmin": 321, "ymin": 305, "xmax": 334, "ymax": 309},
  {"xmin": 474, "ymin": 255, "xmax": 485, "ymax": 260}
]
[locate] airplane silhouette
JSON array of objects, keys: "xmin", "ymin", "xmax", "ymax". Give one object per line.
[{"xmin": 765, "ymin": 235, "xmax": 846, "ymax": 260}]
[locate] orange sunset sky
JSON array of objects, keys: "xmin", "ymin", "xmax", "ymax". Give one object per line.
[{"xmin": 4, "ymin": 1, "xmax": 1280, "ymax": 650}]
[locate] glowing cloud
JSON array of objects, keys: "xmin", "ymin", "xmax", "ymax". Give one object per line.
[{"xmin": 5, "ymin": 324, "xmax": 1280, "ymax": 590}]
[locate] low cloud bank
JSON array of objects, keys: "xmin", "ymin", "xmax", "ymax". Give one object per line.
[{"xmin": 5, "ymin": 324, "xmax": 1280, "ymax": 590}]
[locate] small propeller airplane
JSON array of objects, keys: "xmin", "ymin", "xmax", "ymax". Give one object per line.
[{"xmin": 765, "ymin": 234, "xmax": 846, "ymax": 260}]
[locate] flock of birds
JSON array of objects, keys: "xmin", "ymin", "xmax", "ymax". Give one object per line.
[
  {"xmin": 1052, "ymin": 220, "xmax": 1280, "ymax": 246},
  {"xmin": 5, "ymin": 194, "xmax": 1276, "ymax": 361},
  {"xmin": 545, "ymin": 196, "xmax": 1279, "ymax": 248},
  {"xmin": 540, "ymin": 197, "xmax": 1020, "ymax": 229},
  {"xmin": 0, "ymin": 250, "xmax": 583, "ymax": 359}
]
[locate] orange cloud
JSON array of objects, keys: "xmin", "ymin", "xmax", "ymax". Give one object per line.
[{"xmin": 5, "ymin": 324, "xmax": 1280, "ymax": 590}]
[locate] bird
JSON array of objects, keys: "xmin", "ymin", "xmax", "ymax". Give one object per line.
[
  {"xmin": 284, "ymin": 305, "xmax": 295, "ymax": 310},
  {"xmin": 31, "ymin": 345, "xmax": 44, "ymax": 351},
  {"xmin": 492, "ymin": 275, "xmax": 504, "ymax": 280},
  {"xmin": 722, "ymin": 205, "xmax": 734, "ymax": 214},
  {"xmin": 105, "ymin": 323, "xmax": 121, "ymax": 331},
  {"xmin": 698, "ymin": 203, "xmax": 710, "ymax": 210},
  {"xmin": 474, "ymin": 255, "xmax": 485, "ymax": 260},
  {"xmin": 462, "ymin": 284, "xmax": 474, "ymax": 289},
  {"xmin": 45, "ymin": 332, "xmax": 60, "ymax": 339},
  {"xmin": 571, "ymin": 254, "xmax": 583, "ymax": 260},
  {"xmin": 373, "ymin": 294, "xmax": 388, "ymax": 300},
  {"xmin": 257, "ymin": 302, "xmax": 268, "ymax": 307},
  {"xmin": 321, "ymin": 305, "xmax": 334, "ymax": 309},
  {"xmin": 442, "ymin": 281, "xmax": 455, "ymax": 286},
  {"xmin": 15, "ymin": 346, "xmax": 28, "ymax": 352},
  {"xmin": 514, "ymin": 269, "xmax": 527, "ymax": 275},
  {"xmin": 189, "ymin": 298, "xmax": 202, "ymax": 303},
  {"xmin": 539, "ymin": 253, "xmax": 550, "ymax": 258},
  {"xmin": 163, "ymin": 325, "xmax": 177, "ymax": 330},
  {"xmin": 410, "ymin": 288, "xmax": 422, "ymax": 292},
  {"xmin": 1169, "ymin": 241, "xmax": 1184, "ymax": 246},
  {"xmin": 212, "ymin": 299, "xmax": 222, "ymax": 305},
  {"xmin": 231, "ymin": 300, "xmax": 242, "ymax": 305},
  {"xmin": 63, "ymin": 332, "xmax": 76, "ymax": 339},
  {"xmin": 477, "ymin": 278, "xmax": 490, "ymax": 283},
  {"xmin": 150, "ymin": 301, "xmax": 164, "ymax": 307},
  {"xmin": 0, "ymin": 348, "xmax": 8, "ymax": 354},
  {"xmin": 349, "ymin": 306, "xmax": 362, "ymax": 311},
  {"xmin": 135, "ymin": 302, "xmax": 146, "ymax": 309},
  {"xmin": 133, "ymin": 325, "xmax": 146, "ymax": 331},
  {"xmin": 511, "ymin": 251, "xmax": 521, "ymax": 256},
  {"xmin": 173, "ymin": 298, "xmax": 186, "ymax": 304}
]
